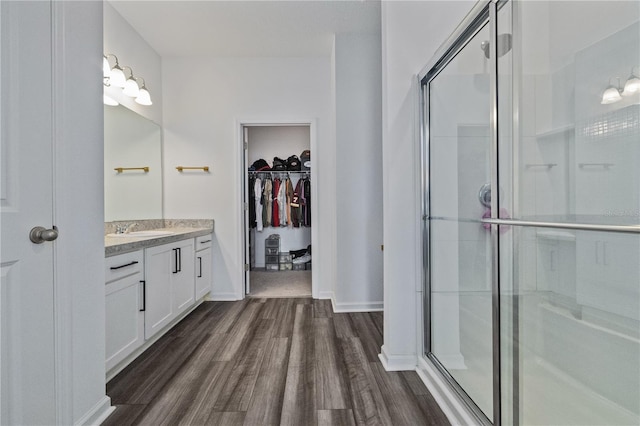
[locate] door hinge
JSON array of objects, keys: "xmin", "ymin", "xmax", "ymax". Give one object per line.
[
  {"xmin": 244, "ymin": 142, "xmax": 248, "ymax": 150},
  {"xmin": 243, "ymin": 202, "xmax": 248, "ymax": 211},
  {"xmin": 244, "ymin": 264, "xmax": 250, "ymax": 271}
]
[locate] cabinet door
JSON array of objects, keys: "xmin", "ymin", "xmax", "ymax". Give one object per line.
[
  {"xmin": 576, "ymin": 231, "xmax": 640, "ymax": 320},
  {"xmin": 144, "ymin": 244, "xmax": 174, "ymax": 339},
  {"xmin": 105, "ymin": 274, "xmax": 144, "ymax": 371},
  {"xmin": 172, "ymin": 239, "xmax": 195, "ymax": 315},
  {"xmin": 195, "ymin": 246, "xmax": 212, "ymax": 300}
]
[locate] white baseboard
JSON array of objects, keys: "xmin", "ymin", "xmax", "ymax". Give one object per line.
[
  {"xmin": 210, "ymin": 292, "xmax": 241, "ymax": 301},
  {"xmin": 378, "ymin": 345, "xmax": 417, "ymax": 371},
  {"xmin": 317, "ymin": 290, "xmax": 332, "ymax": 300},
  {"xmin": 75, "ymin": 396, "xmax": 114, "ymax": 426},
  {"xmin": 331, "ymin": 298, "xmax": 383, "ymax": 313},
  {"xmin": 416, "ymin": 356, "xmax": 479, "ymax": 426}
]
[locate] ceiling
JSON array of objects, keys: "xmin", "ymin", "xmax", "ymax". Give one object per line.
[{"xmin": 108, "ymin": 0, "xmax": 382, "ymax": 57}]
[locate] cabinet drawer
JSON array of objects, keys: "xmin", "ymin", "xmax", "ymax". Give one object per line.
[
  {"xmin": 196, "ymin": 234, "xmax": 212, "ymax": 251},
  {"xmin": 105, "ymin": 251, "xmax": 144, "ymax": 283}
]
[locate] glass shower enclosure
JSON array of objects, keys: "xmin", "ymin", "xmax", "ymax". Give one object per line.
[{"xmin": 420, "ymin": 1, "xmax": 640, "ymax": 425}]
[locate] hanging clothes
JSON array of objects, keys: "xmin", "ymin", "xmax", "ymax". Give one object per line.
[
  {"xmin": 254, "ymin": 177, "xmax": 263, "ymax": 232},
  {"xmin": 285, "ymin": 177, "xmax": 294, "ymax": 227},
  {"xmin": 262, "ymin": 177, "xmax": 272, "ymax": 228},
  {"xmin": 292, "ymin": 178, "xmax": 303, "ymax": 228},
  {"xmin": 278, "ymin": 178, "xmax": 287, "ymax": 227},
  {"xmin": 299, "ymin": 177, "xmax": 307, "ymax": 227},
  {"xmin": 272, "ymin": 178, "xmax": 281, "ymax": 227},
  {"xmin": 304, "ymin": 177, "xmax": 311, "ymax": 226},
  {"xmin": 248, "ymin": 174, "xmax": 256, "ymax": 228}
]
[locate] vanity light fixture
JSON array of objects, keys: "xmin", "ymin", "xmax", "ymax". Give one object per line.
[
  {"xmin": 622, "ymin": 67, "xmax": 640, "ymax": 96},
  {"xmin": 103, "ymin": 94, "xmax": 119, "ymax": 106},
  {"xmin": 134, "ymin": 78, "xmax": 153, "ymax": 106},
  {"xmin": 103, "ymin": 56, "xmax": 111, "ymax": 78},
  {"xmin": 601, "ymin": 77, "xmax": 622, "ymax": 105},
  {"xmin": 122, "ymin": 67, "xmax": 140, "ymax": 98},
  {"xmin": 103, "ymin": 53, "xmax": 152, "ymax": 106},
  {"xmin": 105, "ymin": 54, "xmax": 126, "ymax": 88}
]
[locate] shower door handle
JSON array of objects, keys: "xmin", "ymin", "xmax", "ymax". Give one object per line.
[{"xmin": 478, "ymin": 183, "xmax": 492, "ymax": 208}]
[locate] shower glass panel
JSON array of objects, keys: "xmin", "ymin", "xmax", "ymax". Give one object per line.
[
  {"xmin": 428, "ymin": 23, "xmax": 493, "ymax": 422},
  {"xmin": 502, "ymin": 0, "xmax": 640, "ymax": 226},
  {"xmin": 497, "ymin": 1, "xmax": 640, "ymax": 425},
  {"xmin": 500, "ymin": 227, "xmax": 640, "ymax": 425}
]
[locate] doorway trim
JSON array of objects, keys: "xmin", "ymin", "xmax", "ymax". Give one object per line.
[{"xmin": 236, "ymin": 118, "xmax": 318, "ymax": 300}]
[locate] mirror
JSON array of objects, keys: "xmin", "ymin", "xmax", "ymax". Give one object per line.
[{"xmin": 104, "ymin": 105, "xmax": 162, "ymax": 221}]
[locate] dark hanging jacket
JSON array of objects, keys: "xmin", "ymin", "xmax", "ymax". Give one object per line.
[{"xmin": 303, "ymin": 178, "xmax": 311, "ymax": 226}]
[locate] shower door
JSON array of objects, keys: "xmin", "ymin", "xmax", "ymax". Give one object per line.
[
  {"xmin": 423, "ymin": 8, "xmax": 496, "ymax": 423},
  {"xmin": 422, "ymin": 1, "xmax": 640, "ymax": 425}
]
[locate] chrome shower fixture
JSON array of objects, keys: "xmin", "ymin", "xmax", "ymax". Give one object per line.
[{"xmin": 481, "ymin": 33, "xmax": 512, "ymax": 59}]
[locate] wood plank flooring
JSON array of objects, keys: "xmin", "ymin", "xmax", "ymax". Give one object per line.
[{"xmin": 105, "ymin": 299, "xmax": 449, "ymax": 426}]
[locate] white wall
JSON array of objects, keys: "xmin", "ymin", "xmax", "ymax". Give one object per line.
[
  {"xmin": 162, "ymin": 56, "xmax": 333, "ymax": 300},
  {"xmin": 334, "ymin": 33, "xmax": 384, "ymax": 311},
  {"xmin": 247, "ymin": 125, "xmax": 309, "ymax": 166},
  {"xmin": 104, "ymin": 2, "xmax": 162, "ymax": 125},
  {"xmin": 380, "ymin": 0, "xmax": 475, "ymax": 369}
]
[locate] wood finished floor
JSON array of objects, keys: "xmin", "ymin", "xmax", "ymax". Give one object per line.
[{"xmin": 105, "ymin": 299, "xmax": 449, "ymax": 426}]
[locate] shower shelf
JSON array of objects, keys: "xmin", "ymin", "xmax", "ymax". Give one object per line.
[
  {"xmin": 525, "ymin": 163, "xmax": 557, "ymax": 169},
  {"xmin": 535, "ymin": 124, "xmax": 575, "ymax": 139}
]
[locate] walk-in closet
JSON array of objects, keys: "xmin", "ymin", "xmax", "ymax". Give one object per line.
[{"xmin": 244, "ymin": 125, "xmax": 312, "ymax": 298}]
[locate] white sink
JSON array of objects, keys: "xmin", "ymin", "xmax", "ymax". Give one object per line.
[{"xmin": 107, "ymin": 230, "xmax": 174, "ymax": 238}]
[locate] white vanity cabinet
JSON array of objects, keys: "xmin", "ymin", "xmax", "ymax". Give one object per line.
[
  {"xmin": 105, "ymin": 251, "xmax": 145, "ymax": 371},
  {"xmin": 195, "ymin": 234, "xmax": 213, "ymax": 300},
  {"xmin": 576, "ymin": 231, "xmax": 640, "ymax": 321},
  {"xmin": 144, "ymin": 239, "xmax": 195, "ymax": 339}
]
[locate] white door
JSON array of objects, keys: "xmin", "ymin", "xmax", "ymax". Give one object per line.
[{"xmin": 0, "ymin": 1, "xmax": 57, "ymax": 424}]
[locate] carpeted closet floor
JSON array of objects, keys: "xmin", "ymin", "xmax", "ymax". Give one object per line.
[{"xmin": 249, "ymin": 269, "xmax": 312, "ymax": 298}]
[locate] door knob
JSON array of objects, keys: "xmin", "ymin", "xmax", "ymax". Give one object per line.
[
  {"xmin": 478, "ymin": 183, "xmax": 492, "ymax": 208},
  {"xmin": 29, "ymin": 226, "xmax": 58, "ymax": 244}
]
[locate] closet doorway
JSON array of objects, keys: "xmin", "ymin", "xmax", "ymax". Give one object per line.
[{"xmin": 240, "ymin": 121, "xmax": 317, "ymax": 299}]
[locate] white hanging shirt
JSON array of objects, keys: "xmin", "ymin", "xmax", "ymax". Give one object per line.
[{"xmin": 254, "ymin": 177, "xmax": 263, "ymax": 232}]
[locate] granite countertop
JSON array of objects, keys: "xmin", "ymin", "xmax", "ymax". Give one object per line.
[{"xmin": 105, "ymin": 224, "xmax": 213, "ymax": 257}]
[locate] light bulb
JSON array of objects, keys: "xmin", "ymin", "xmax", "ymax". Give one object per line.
[
  {"xmin": 109, "ymin": 65, "xmax": 126, "ymax": 88},
  {"xmin": 601, "ymin": 85, "xmax": 622, "ymax": 104},
  {"xmin": 622, "ymin": 75, "xmax": 640, "ymax": 96},
  {"xmin": 122, "ymin": 77, "xmax": 140, "ymax": 97},
  {"xmin": 103, "ymin": 94, "xmax": 119, "ymax": 106},
  {"xmin": 135, "ymin": 87, "xmax": 152, "ymax": 106}
]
